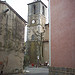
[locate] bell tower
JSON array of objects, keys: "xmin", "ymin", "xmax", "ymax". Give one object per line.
[
  {"xmin": 27, "ymin": 0, "xmax": 47, "ymax": 64},
  {"xmin": 27, "ymin": 0, "xmax": 47, "ymax": 40}
]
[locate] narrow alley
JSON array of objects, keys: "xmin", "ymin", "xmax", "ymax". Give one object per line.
[
  {"xmin": 11, "ymin": 67, "xmax": 49, "ymax": 75},
  {"xmin": 25, "ymin": 67, "xmax": 49, "ymax": 75}
]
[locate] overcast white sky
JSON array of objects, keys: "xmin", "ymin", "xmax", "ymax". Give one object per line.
[
  {"xmin": 5, "ymin": 0, "xmax": 48, "ymax": 22},
  {"xmin": 4, "ymin": 0, "xmax": 48, "ymax": 41}
]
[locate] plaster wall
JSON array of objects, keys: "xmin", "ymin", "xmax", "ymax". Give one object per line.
[
  {"xmin": 0, "ymin": 2, "xmax": 25, "ymax": 72},
  {"xmin": 51, "ymin": 0, "xmax": 75, "ymax": 68}
]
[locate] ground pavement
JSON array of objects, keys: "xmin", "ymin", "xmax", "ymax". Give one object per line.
[
  {"xmin": 11, "ymin": 67, "xmax": 49, "ymax": 75},
  {"xmin": 24, "ymin": 67, "xmax": 49, "ymax": 75}
]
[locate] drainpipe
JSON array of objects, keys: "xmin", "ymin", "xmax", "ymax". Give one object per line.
[{"xmin": 48, "ymin": 0, "xmax": 51, "ymax": 66}]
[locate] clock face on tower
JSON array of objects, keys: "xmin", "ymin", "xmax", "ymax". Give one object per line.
[{"xmin": 32, "ymin": 20, "xmax": 35, "ymax": 24}]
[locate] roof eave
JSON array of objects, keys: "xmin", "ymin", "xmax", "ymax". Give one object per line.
[
  {"xmin": 27, "ymin": 1, "xmax": 47, "ymax": 8},
  {"xmin": 0, "ymin": 1, "xmax": 27, "ymax": 23}
]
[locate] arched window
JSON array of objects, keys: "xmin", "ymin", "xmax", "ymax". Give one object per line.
[{"xmin": 31, "ymin": 35, "xmax": 35, "ymax": 40}]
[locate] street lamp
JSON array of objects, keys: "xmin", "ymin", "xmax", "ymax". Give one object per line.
[{"xmin": 37, "ymin": 55, "xmax": 39, "ymax": 67}]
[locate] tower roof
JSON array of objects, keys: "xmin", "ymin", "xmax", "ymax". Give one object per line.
[{"xmin": 27, "ymin": 0, "xmax": 47, "ymax": 8}]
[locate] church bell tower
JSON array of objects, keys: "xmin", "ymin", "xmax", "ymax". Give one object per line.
[{"xmin": 27, "ymin": 0, "xmax": 47, "ymax": 64}]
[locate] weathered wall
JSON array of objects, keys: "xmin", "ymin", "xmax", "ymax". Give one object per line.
[
  {"xmin": 43, "ymin": 42, "xmax": 49, "ymax": 62},
  {"xmin": 0, "ymin": 1, "xmax": 25, "ymax": 73},
  {"xmin": 43, "ymin": 24, "xmax": 49, "ymax": 62},
  {"xmin": 51, "ymin": 0, "xmax": 75, "ymax": 68},
  {"xmin": 28, "ymin": 1, "xmax": 46, "ymax": 26},
  {"xmin": 0, "ymin": 51, "xmax": 24, "ymax": 73}
]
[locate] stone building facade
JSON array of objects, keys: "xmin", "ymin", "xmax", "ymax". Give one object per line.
[
  {"xmin": 43, "ymin": 24, "xmax": 49, "ymax": 63},
  {"xmin": 0, "ymin": 1, "xmax": 26, "ymax": 73},
  {"xmin": 27, "ymin": 0, "xmax": 47, "ymax": 64},
  {"xmin": 49, "ymin": 0, "xmax": 75, "ymax": 68}
]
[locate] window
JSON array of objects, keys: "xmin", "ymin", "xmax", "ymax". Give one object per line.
[
  {"xmin": 31, "ymin": 35, "xmax": 35, "ymax": 40},
  {"xmin": 42, "ymin": 6, "xmax": 45, "ymax": 15},
  {"xmin": 33, "ymin": 5, "xmax": 36, "ymax": 14},
  {"xmin": 37, "ymin": 25, "xmax": 41, "ymax": 32}
]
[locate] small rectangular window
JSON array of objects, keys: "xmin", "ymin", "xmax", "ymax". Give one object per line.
[
  {"xmin": 42, "ymin": 6, "xmax": 45, "ymax": 15},
  {"xmin": 33, "ymin": 5, "xmax": 36, "ymax": 14}
]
